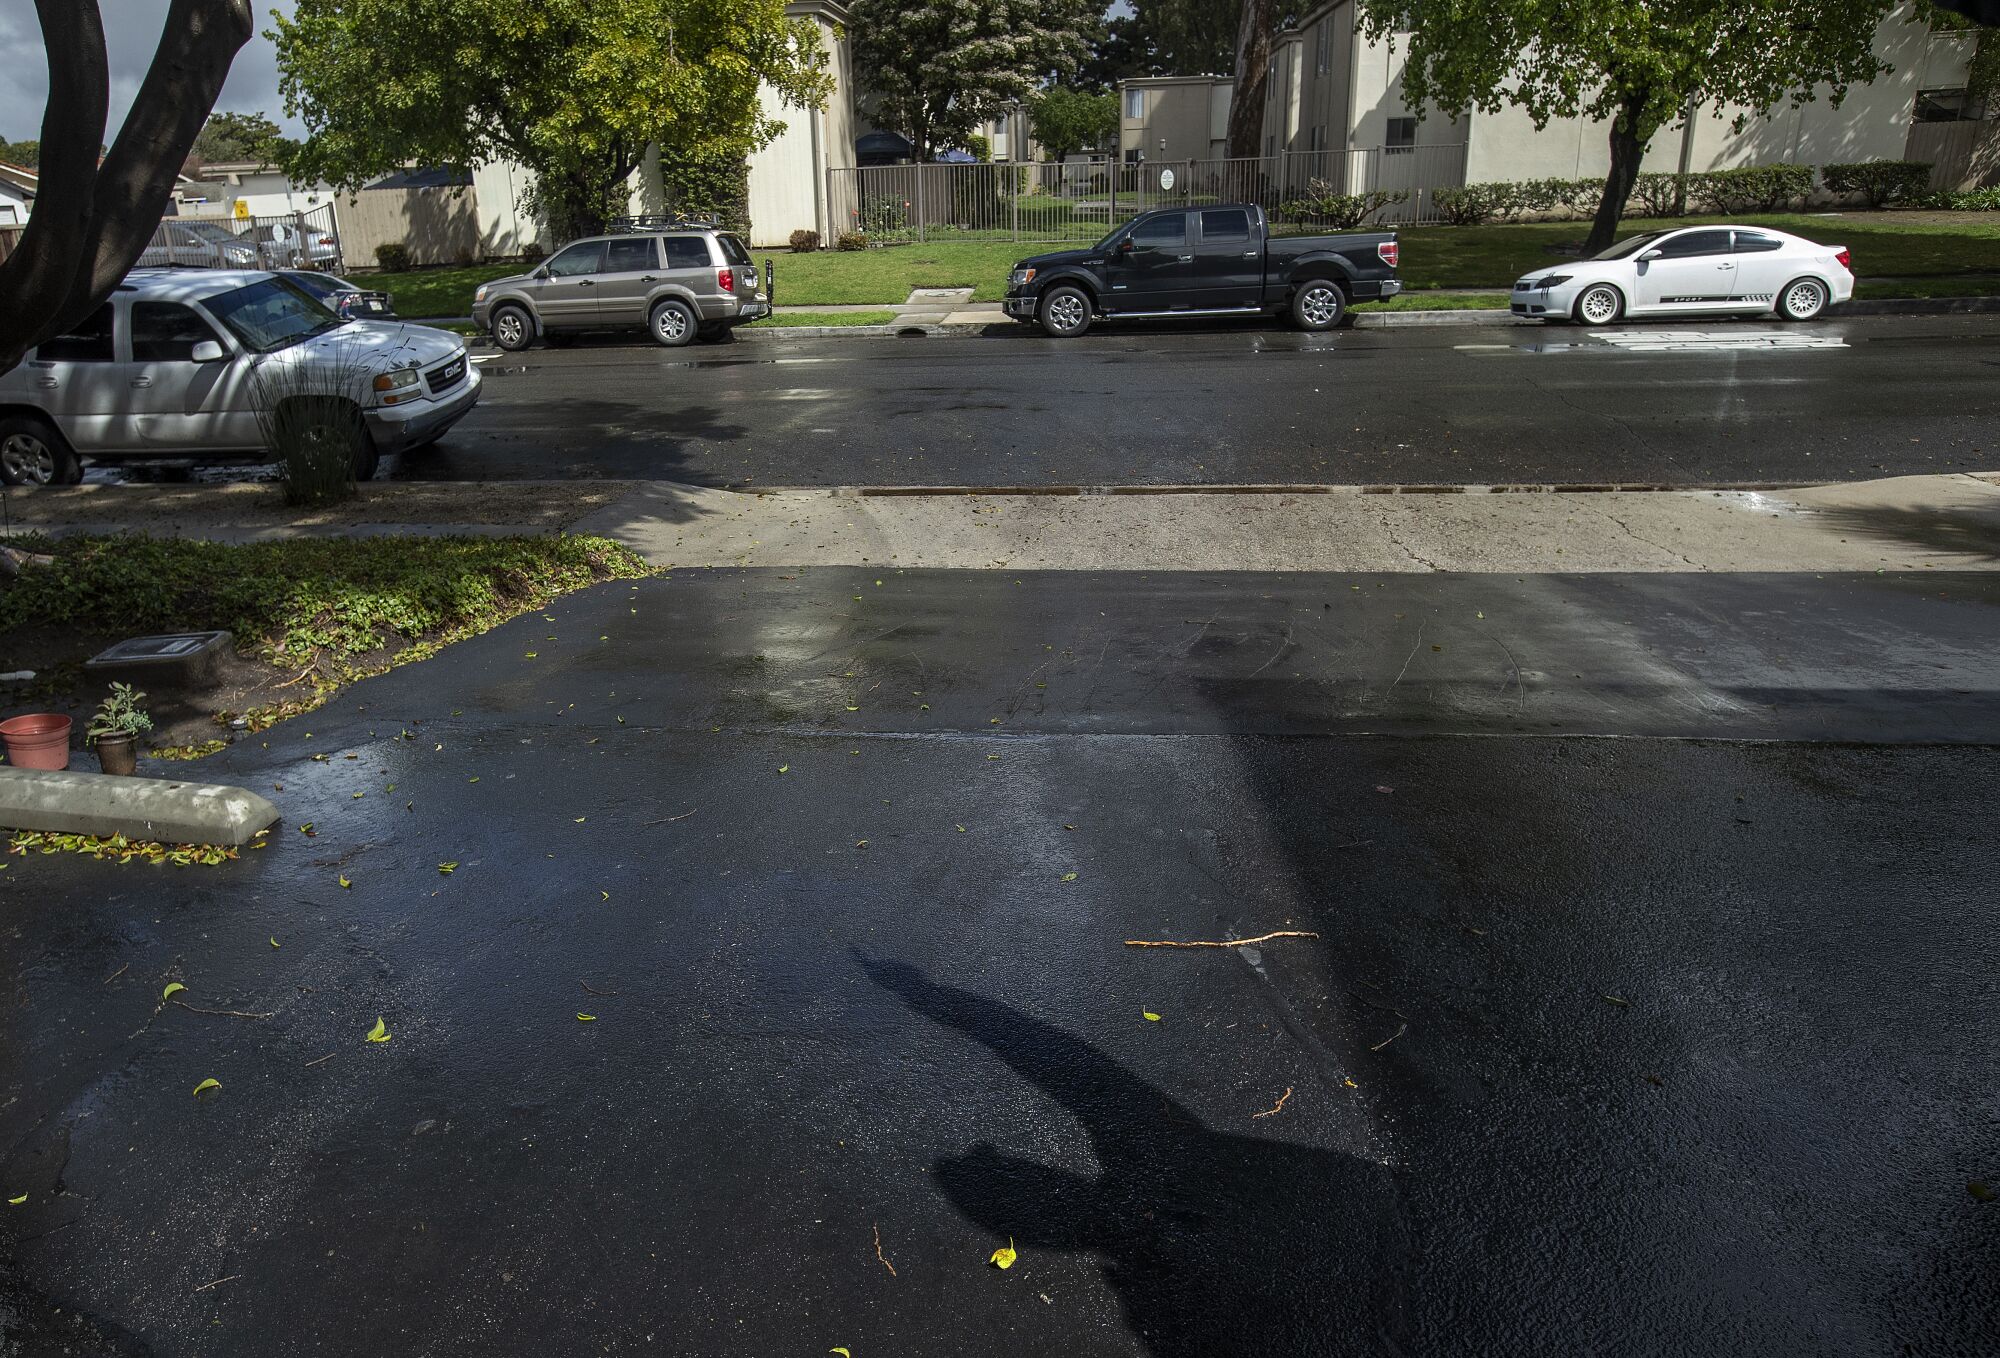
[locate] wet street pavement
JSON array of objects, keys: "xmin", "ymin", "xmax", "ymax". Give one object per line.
[
  {"xmin": 5, "ymin": 569, "xmax": 1997, "ymax": 1355},
  {"xmin": 372, "ymin": 314, "xmax": 2000, "ymax": 488}
]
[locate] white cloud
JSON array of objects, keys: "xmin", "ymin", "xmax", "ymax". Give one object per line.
[{"xmin": 0, "ymin": 0, "xmax": 301, "ymax": 144}]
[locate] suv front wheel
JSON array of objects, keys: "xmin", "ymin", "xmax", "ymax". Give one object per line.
[
  {"xmin": 650, "ymin": 299, "xmax": 698, "ymax": 348},
  {"xmin": 0, "ymin": 415, "xmax": 83, "ymax": 486},
  {"xmin": 491, "ymin": 304, "xmax": 534, "ymax": 352}
]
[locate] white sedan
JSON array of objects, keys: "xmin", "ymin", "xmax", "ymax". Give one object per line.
[{"xmin": 1511, "ymin": 225, "xmax": 1854, "ymax": 325}]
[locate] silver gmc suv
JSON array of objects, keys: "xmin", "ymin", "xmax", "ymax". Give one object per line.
[
  {"xmin": 472, "ymin": 222, "xmax": 770, "ymax": 350},
  {"xmin": 0, "ymin": 269, "xmax": 478, "ymax": 484}
]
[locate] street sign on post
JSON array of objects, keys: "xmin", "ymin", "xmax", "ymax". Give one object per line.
[{"xmin": 232, "ymin": 199, "xmax": 250, "ymax": 221}]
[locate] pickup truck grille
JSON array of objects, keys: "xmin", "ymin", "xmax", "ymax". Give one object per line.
[{"xmin": 424, "ymin": 354, "xmax": 467, "ymax": 394}]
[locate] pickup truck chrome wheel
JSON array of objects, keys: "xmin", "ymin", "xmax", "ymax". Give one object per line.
[
  {"xmin": 0, "ymin": 419, "xmax": 80, "ymax": 486},
  {"xmin": 492, "ymin": 306, "xmax": 533, "ymax": 352},
  {"xmin": 1291, "ymin": 280, "xmax": 1346, "ymax": 331},
  {"xmin": 1038, "ymin": 286, "xmax": 1091, "ymax": 338},
  {"xmin": 1778, "ymin": 278, "xmax": 1826, "ymax": 322},
  {"xmin": 1576, "ymin": 284, "xmax": 1623, "ymax": 326},
  {"xmin": 651, "ymin": 299, "xmax": 697, "ymax": 348}
]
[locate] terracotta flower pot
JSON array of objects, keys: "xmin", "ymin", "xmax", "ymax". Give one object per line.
[
  {"xmin": 94, "ymin": 733, "xmax": 138, "ymax": 776},
  {"xmin": 0, "ymin": 713, "xmax": 73, "ymax": 770}
]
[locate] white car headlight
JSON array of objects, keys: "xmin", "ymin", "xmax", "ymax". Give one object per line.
[
  {"xmin": 1009, "ymin": 267, "xmax": 1036, "ymax": 288},
  {"xmin": 474, "ymin": 284, "xmax": 489, "ymax": 304},
  {"xmin": 372, "ymin": 367, "xmax": 423, "ymax": 406}
]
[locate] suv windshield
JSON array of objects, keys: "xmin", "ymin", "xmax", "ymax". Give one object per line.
[
  {"xmin": 204, "ymin": 276, "xmax": 345, "ymax": 352},
  {"xmin": 1591, "ymin": 232, "xmax": 1666, "ymax": 261}
]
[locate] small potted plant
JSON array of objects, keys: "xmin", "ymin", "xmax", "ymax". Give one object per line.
[{"xmin": 85, "ymin": 683, "xmax": 153, "ymax": 776}]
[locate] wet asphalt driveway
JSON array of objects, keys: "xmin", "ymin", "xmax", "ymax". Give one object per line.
[{"xmin": 4, "ymin": 569, "xmax": 1998, "ymax": 1355}]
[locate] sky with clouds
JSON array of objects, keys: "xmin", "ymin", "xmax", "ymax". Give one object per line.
[{"xmin": 0, "ymin": 1, "xmax": 303, "ymax": 143}]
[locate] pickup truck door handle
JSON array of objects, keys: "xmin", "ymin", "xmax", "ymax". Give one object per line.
[
  {"xmin": 131, "ymin": 376, "xmax": 153, "ymax": 388},
  {"xmin": 640, "ymin": 275, "xmax": 659, "ymax": 282},
  {"xmin": 1176, "ymin": 255, "xmax": 1193, "ymax": 263},
  {"xmin": 1242, "ymin": 251, "xmax": 1260, "ymax": 258}
]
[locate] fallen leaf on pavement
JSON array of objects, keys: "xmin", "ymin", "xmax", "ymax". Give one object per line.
[
  {"xmin": 1142, "ymin": 1011, "xmax": 1161, "ymax": 1022},
  {"xmin": 438, "ymin": 862, "xmax": 458, "ymax": 874},
  {"xmin": 1602, "ymin": 994, "xmax": 1630, "ymax": 1007},
  {"xmin": 831, "ymin": 1349, "xmax": 851, "ymax": 1357},
  {"xmin": 778, "ymin": 765, "xmax": 789, "ymax": 774},
  {"xmin": 989, "ymin": 1237, "xmax": 1018, "ymax": 1270},
  {"xmin": 192, "ymin": 1078, "xmax": 221, "ymax": 1096},
  {"xmin": 338, "ymin": 875, "xmax": 351, "ymax": 889},
  {"xmin": 365, "ymin": 1017, "xmax": 391, "ymax": 1043},
  {"xmin": 1060, "ymin": 872, "xmax": 1078, "ymax": 882},
  {"xmin": 162, "ymin": 982, "xmax": 186, "ymax": 1001},
  {"xmin": 6, "ymin": 1194, "xmax": 24, "ymax": 1205},
  {"xmin": 269, "ymin": 937, "xmax": 280, "ymax": 948},
  {"xmin": 577, "ymin": 1013, "xmax": 597, "ymax": 1022}
]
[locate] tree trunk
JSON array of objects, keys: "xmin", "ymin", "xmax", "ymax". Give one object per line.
[
  {"xmin": 0, "ymin": 0, "xmax": 252, "ymax": 377},
  {"xmin": 1584, "ymin": 97, "xmax": 1649, "ymax": 256},
  {"xmin": 1227, "ymin": 0, "xmax": 1275, "ymax": 161}
]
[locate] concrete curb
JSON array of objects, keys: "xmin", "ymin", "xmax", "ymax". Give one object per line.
[{"xmin": 0, "ymin": 767, "xmax": 279, "ymax": 847}]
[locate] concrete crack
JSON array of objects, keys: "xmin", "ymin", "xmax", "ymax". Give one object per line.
[
  {"xmin": 1377, "ymin": 510, "xmax": 1441, "ymax": 571},
  {"xmin": 1583, "ymin": 502, "xmax": 1707, "ymax": 570}
]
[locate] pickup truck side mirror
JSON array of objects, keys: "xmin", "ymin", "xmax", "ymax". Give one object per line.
[
  {"xmin": 1117, "ymin": 239, "xmax": 1135, "ymax": 254},
  {"xmin": 190, "ymin": 340, "xmax": 225, "ymax": 363},
  {"xmin": 1639, "ymin": 249, "xmax": 1663, "ymax": 262}
]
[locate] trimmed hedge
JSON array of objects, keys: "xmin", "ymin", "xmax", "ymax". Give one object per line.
[
  {"xmin": 1277, "ymin": 181, "xmax": 1409, "ymax": 229},
  {"xmin": 1820, "ymin": 160, "xmax": 1935, "ymax": 209}
]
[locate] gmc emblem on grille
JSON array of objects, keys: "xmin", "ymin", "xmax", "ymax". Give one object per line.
[{"xmin": 427, "ymin": 357, "xmax": 465, "ymax": 391}]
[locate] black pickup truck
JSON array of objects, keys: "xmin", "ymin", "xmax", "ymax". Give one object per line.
[{"xmin": 1002, "ymin": 203, "xmax": 1401, "ymax": 338}]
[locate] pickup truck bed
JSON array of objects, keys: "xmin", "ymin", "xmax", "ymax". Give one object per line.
[{"xmin": 1003, "ymin": 203, "xmax": 1400, "ymax": 338}]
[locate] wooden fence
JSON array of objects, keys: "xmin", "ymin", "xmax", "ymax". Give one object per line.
[
  {"xmin": 332, "ymin": 185, "xmax": 483, "ymax": 268},
  {"xmin": 1907, "ymin": 119, "xmax": 2000, "ymax": 191}
]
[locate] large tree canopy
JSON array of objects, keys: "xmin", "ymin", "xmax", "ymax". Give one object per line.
[
  {"xmin": 189, "ymin": 110, "xmax": 294, "ymax": 168},
  {"xmin": 0, "ymin": 0, "xmax": 254, "ymax": 378},
  {"xmin": 1357, "ymin": 0, "xmax": 1903, "ymax": 252},
  {"xmin": 1027, "ymin": 86, "xmax": 1120, "ymax": 161},
  {"xmin": 273, "ymin": 0, "xmax": 832, "ymax": 243},
  {"xmin": 850, "ymin": 0, "xmax": 1098, "ymax": 160}
]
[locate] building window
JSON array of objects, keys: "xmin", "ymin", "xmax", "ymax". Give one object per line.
[
  {"xmin": 1914, "ymin": 88, "xmax": 1983, "ymax": 123},
  {"xmin": 1124, "ymin": 88, "xmax": 1145, "ymax": 120},
  {"xmin": 1386, "ymin": 116, "xmax": 1417, "ymax": 153},
  {"xmin": 1316, "ymin": 25, "xmax": 1330, "ymax": 75},
  {"xmin": 1125, "ymin": 147, "xmax": 1143, "ymax": 164}
]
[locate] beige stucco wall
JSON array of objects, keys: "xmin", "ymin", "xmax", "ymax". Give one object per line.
[
  {"xmin": 747, "ymin": 3, "xmax": 854, "ymax": 245},
  {"xmin": 1120, "ymin": 78, "xmax": 1232, "ymax": 162}
]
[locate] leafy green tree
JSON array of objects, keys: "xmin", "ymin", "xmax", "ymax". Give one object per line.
[
  {"xmin": 0, "ymin": 138, "xmax": 40, "ymax": 169},
  {"xmin": 273, "ymin": 0, "xmax": 832, "ymax": 243},
  {"xmin": 1358, "ymin": 0, "xmax": 1903, "ymax": 253},
  {"xmin": 850, "ymin": 0, "xmax": 1098, "ymax": 160},
  {"xmin": 189, "ymin": 110, "xmax": 292, "ymax": 166},
  {"xmin": 1027, "ymin": 87, "xmax": 1119, "ymax": 162},
  {"xmin": 1079, "ymin": 14, "xmax": 1159, "ymax": 91}
]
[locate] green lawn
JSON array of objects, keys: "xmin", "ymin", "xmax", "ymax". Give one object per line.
[{"xmin": 367, "ymin": 212, "xmax": 2000, "ymax": 317}]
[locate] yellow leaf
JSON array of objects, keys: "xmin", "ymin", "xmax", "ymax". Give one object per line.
[
  {"xmin": 438, "ymin": 862, "xmax": 458, "ymax": 874},
  {"xmin": 574, "ymin": 816, "xmax": 586, "ymax": 823},
  {"xmin": 270, "ymin": 937, "xmax": 280, "ymax": 948},
  {"xmin": 338, "ymin": 875, "xmax": 351, "ymax": 889},
  {"xmin": 778, "ymin": 764, "xmax": 789, "ymax": 774},
  {"xmin": 6, "ymin": 1193, "xmax": 25, "ymax": 1205},
  {"xmin": 989, "ymin": 1237, "xmax": 1017, "ymax": 1270},
  {"xmin": 577, "ymin": 1013, "xmax": 597, "ymax": 1022},
  {"xmin": 1060, "ymin": 872, "xmax": 1078, "ymax": 882},
  {"xmin": 365, "ymin": 1017, "xmax": 391, "ymax": 1043},
  {"xmin": 162, "ymin": 982, "xmax": 186, "ymax": 1001},
  {"xmin": 1343, "ymin": 1076, "xmax": 1358, "ymax": 1088},
  {"xmin": 1143, "ymin": 1011, "xmax": 1162, "ymax": 1022},
  {"xmin": 192, "ymin": 1078, "xmax": 221, "ymax": 1096},
  {"xmin": 600, "ymin": 891, "xmax": 609, "ymax": 901},
  {"xmin": 831, "ymin": 1349, "xmax": 852, "ymax": 1357},
  {"xmin": 524, "ymin": 652, "xmax": 538, "ymax": 659}
]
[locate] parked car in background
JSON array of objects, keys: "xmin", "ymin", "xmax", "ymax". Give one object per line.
[
  {"xmin": 1511, "ymin": 226, "xmax": 1854, "ymax": 324},
  {"xmin": 279, "ymin": 269, "xmax": 395, "ymax": 320},
  {"xmin": 135, "ymin": 219, "xmax": 260, "ymax": 270},
  {"xmin": 0, "ymin": 269, "xmax": 477, "ymax": 485},
  {"xmin": 1002, "ymin": 203, "xmax": 1401, "ymax": 338},
  {"xmin": 247, "ymin": 221, "xmax": 342, "ymax": 270},
  {"xmin": 472, "ymin": 222, "xmax": 770, "ymax": 350}
]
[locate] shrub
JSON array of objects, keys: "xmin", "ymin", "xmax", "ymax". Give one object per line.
[
  {"xmin": 373, "ymin": 241, "xmax": 412, "ymax": 271},
  {"xmin": 1278, "ymin": 180, "xmax": 1408, "ymax": 229},
  {"xmin": 1820, "ymin": 160, "xmax": 1934, "ymax": 209},
  {"xmin": 1952, "ymin": 185, "xmax": 2000, "ymax": 211},
  {"xmin": 1689, "ymin": 163, "xmax": 1815, "ymax": 214},
  {"xmin": 858, "ymin": 195, "xmax": 909, "ymax": 236},
  {"xmin": 835, "ymin": 231, "xmax": 870, "ymax": 251},
  {"xmin": 520, "ymin": 241, "xmax": 547, "ymax": 264},
  {"xmin": 788, "ymin": 228, "xmax": 821, "ymax": 252},
  {"xmin": 1432, "ymin": 183, "xmax": 1505, "ymax": 226},
  {"xmin": 1630, "ymin": 173, "xmax": 1687, "ymax": 217}
]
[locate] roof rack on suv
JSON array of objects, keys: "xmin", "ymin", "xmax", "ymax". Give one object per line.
[{"xmin": 607, "ymin": 214, "xmax": 722, "ymax": 233}]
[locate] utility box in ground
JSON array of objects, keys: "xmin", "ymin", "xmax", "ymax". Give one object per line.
[{"xmin": 84, "ymin": 632, "xmax": 234, "ymax": 689}]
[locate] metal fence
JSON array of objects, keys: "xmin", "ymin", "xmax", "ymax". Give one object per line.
[
  {"xmin": 139, "ymin": 203, "xmax": 345, "ymax": 273},
  {"xmin": 825, "ymin": 145, "xmax": 1469, "ymax": 244}
]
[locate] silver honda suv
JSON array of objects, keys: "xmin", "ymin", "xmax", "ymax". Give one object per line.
[{"xmin": 472, "ymin": 223, "xmax": 770, "ymax": 351}]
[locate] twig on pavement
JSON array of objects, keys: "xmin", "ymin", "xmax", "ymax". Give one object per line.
[
  {"xmin": 1369, "ymin": 1023, "xmax": 1408, "ymax": 1052},
  {"xmin": 172, "ymin": 1000, "xmax": 274, "ymax": 1020},
  {"xmin": 193, "ymin": 1274, "xmax": 241, "ymax": 1293},
  {"xmin": 303, "ymin": 1053, "xmax": 337, "ymax": 1068},
  {"xmin": 873, "ymin": 1223, "xmax": 897, "ymax": 1277},
  {"xmin": 102, "ymin": 962, "xmax": 130, "ymax": 986},
  {"xmin": 1124, "ymin": 930, "xmax": 1320, "ymax": 950},
  {"xmin": 644, "ymin": 808, "xmax": 698, "ymax": 825},
  {"xmin": 579, "ymin": 980, "xmax": 619, "ymax": 997},
  {"xmin": 1252, "ymin": 1087, "xmax": 1294, "ymax": 1119}
]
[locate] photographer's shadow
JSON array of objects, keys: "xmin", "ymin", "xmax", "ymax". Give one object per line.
[{"xmin": 861, "ymin": 956, "xmax": 1415, "ymax": 1356}]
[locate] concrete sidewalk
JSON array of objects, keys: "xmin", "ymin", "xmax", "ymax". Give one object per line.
[{"xmin": 7, "ymin": 472, "xmax": 1997, "ymax": 576}]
